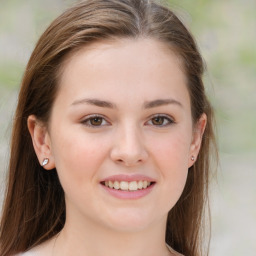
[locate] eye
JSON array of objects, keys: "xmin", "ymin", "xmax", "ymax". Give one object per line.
[
  {"xmin": 146, "ymin": 115, "xmax": 175, "ymax": 127},
  {"xmin": 81, "ymin": 115, "xmax": 109, "ymax": 127}
]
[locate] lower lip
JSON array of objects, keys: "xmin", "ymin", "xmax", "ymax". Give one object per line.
[{"xmin": 100, "ymin": 183, "xmax": 155, "ymax": 199}]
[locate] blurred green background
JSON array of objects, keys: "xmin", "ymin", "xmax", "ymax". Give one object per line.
[{"xmin": 0, "ymin": 0, "xmax": 255, "ymax": 255}]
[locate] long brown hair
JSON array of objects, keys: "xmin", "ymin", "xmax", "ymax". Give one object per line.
[{"xmin": 0, "ymin": 1, "xmax": 217, "ymax": 255}]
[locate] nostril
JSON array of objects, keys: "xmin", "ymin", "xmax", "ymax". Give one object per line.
[
  {"xmin": 110, "ymin": 139, "xmax": 148, "ymax": 166},
  {"xmin": 120, "ymin": 158, "xmax": 142, "ymax": 167}
]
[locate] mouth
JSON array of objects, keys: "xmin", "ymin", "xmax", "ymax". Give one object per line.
[
  {"xmin": 101, "ymin": 180, "xmax": 155, "ymax": 191},
  {"xmin": 100, "ymin": 175, "xmax": 156, "ymax": 199}
]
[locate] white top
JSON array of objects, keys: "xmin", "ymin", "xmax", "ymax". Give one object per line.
[
  {"xmin": 166, "ymin": 244, "xmax": 184, "ymax": 256},
  {"xmin": 17, "ymin": 244, "xmax": 184, "ymax": 256}
]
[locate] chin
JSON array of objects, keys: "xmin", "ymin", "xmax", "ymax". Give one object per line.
[{"xmin": 101, "ymin": 208, "xmax": 159, "ymax": 232}]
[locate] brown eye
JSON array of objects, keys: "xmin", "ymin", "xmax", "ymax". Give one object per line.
[
  {"xmin": 152, "ymin": 116, "xmax": 165, "ymax": 125},
  {"xmin": 82, "ymin": 115, "xmax": 109, "ymax": 127},
  {"xmin": 147, "ymin": 115, "xmax": 174, "ymax": 127},
  {"xmin": 90, "ymin": 117, "xmax": 103, "ymax": 126}
]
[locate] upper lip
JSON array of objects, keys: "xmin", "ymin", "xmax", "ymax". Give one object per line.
[{"xmin": 100, "ymin": 174, "xmax": 156, "ymax": 183}]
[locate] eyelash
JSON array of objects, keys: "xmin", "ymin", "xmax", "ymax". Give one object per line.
[
  {"xmin": 146, "ymin": 114, "xmax": 175, "ymax": 127},
  {"xmin": 81, "ymin": 114, "xmax": 109, "ymax": 127},
  {"xmin": 81, "ymin": 114, "xmax": 175, "ymax": 128}
]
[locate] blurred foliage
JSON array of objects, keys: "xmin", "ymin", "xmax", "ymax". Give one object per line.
[{"xmin": 170, "ymin": 0, "xmax": 256, "ymax": 153}]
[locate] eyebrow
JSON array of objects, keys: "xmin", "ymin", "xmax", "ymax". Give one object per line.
[
  {"xmin": 143, "ymin": 99, "xmax": 183, "ymax": 109},
  {"xmin": 71, "ymin": 98, "xmax": 183, "ymax": 109},
  {"xmin": 71, "ymin": 98, "xmax": 117, "ymax": 108}
]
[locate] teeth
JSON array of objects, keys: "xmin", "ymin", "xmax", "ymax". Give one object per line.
[
  {"xmin": 138, "ymin": 181, "xmax": 143, "ymax": 189},
  {"xmin": 109, "ymin": 180, "xmax": 114, "ymax": 189},
  {"xmin": 103, "ymin": 180, "xmax": 152, "ymax": 191},
  {"xmin": 120, "ymin": 181, "xmax": 129, "ymax": 191},
  {"xmin": 129, "ymin": 181, "xmax": 137, "ymax": 191},
  {"xmin": 114, "ymin": 181, "xmax": 120, "ymax": 190},
  {"xmin": 143, "ymin": 181, "xmax": 148, "ymax": 189}
]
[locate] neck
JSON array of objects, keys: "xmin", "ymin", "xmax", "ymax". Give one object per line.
[{"xmin": 53, "ymin": 213, "xmax": 171, "ymax": 256}]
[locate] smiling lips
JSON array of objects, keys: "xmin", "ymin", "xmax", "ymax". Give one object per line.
[
  {"xmin": 104, "ymin": 180, "xmax": 152, "ymax": 191},
  {"xmin": 101, "ymin": 175, "xmax": 155, "ymax": 199}
]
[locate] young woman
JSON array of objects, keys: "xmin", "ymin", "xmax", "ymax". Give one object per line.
[{"xmin": 0, "ymin": 0, "xmax": 217, "ymax": 255}]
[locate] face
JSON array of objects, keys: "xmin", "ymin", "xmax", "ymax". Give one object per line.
[{"xmin": 31, "ymin": 38, "xmax": 205, "ymax": 233}]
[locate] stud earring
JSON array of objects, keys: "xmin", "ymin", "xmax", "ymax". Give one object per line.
[
  {"xmin": 191, "ymin": 156, "xmax": 195, "ymax": 161},
  {"xmin": 42, "ymin": 158, "xmax": 49, "ymax": 166}
]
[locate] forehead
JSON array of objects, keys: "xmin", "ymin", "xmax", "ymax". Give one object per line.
[
  {"xmin": 60, "ymin": 38, "xmax": 184, "ymax": 80},
  {"xmin": 57, "ymin": 38, "xmax": 190, "ymax": 109}
]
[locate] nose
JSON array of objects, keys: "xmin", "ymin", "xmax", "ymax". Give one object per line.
[{"xmin": 110, "ymin": 124, "xmax": 148, "ymax": 167}]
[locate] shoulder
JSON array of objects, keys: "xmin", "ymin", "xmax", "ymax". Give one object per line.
[
  {"xmin": 14, "ymin": 253, "xmax": 35, "ymax": 256},
  {"xmin": 13, "ymin": 253, "xmax": 35, "ymax": 256},
  {"xmin": 166, "ymin": 244, "xmax": 185, "ymax": 256},
  {"xmin": 14, "ymin": 238, "xmax": 55, "ymax": 256},
  {"xmin": 13, "ymin": 249, "xmax": 41, "ymax": 256}
]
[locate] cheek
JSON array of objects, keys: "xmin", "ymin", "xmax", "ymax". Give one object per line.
[
  {"xmin": 148, "ymin": 129, "xmax": 191, "ymax": 199},
  {"xmin": 150, "ymin": 128, "xmax": 192, "ymax": 167},
  {"xmin": 50, "ymin": 128, "xmax": 109, "ymax": 185}
]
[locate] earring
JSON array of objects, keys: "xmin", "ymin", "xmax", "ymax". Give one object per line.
[
  {"xmin": 191, "ymin": 156, "xmax": 195, "ymax": 161},
  {"xmin": 42, "ymin": 158, "xmax": 49, "ymax": 166}
]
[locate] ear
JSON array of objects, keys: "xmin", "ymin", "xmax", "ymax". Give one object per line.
[
  {"xmin": 188, "ymin": 113, "xmax": 207, "ymax": 168},
  {"xmin": 27, "ymin": 115, "xmax": 55, "ymax": 170}
]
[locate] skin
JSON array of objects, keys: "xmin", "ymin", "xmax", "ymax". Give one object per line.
[{"xmin": 28, "ymin": 38, "xmax": 206, "ymax": 256}]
